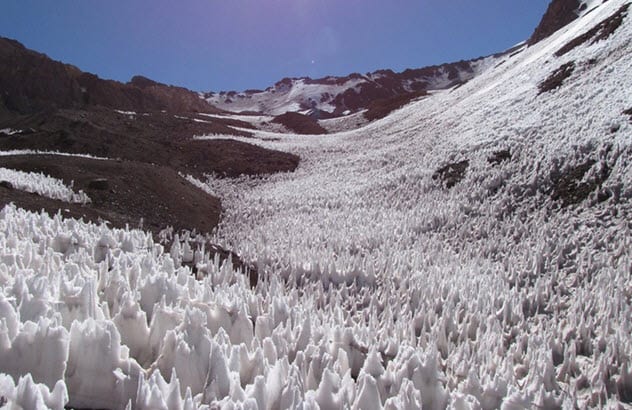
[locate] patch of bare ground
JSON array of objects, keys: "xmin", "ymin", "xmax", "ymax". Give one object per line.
[
  {"xmin": 550, "ymin": 159, "xmax": 612, "ymax": 206},
  {"xmin": 0, "ymin": 155, "xmax": 220, "ymax": 234},
  {"xmin": 539, "ymin": 61, "xmax": 575, "ymax": 94},
  {"xmin": 432, "ymin": 160, "xmax": 469, "ymax": 188},
  {"xmin": 364, "ymin": 91, "xmax": 428, "ymax": 121},
  {"xmin": 174, "ymin": 236, "xmax": 258, "ymax": 288},
  {"xmin": 271, "ymin": 112, "xmax": 328, "ymax": 135},
  {"xmin": 624, "ymin": 107, "xmax": 632, "ymax": 121},
  {"xmin": 555, "ymin": 3, "xmax": 630, "ymax": 57},
  {"xmin": 0, "ymin": 107, "xmax": 299, "ymax": 178},
  {"xmin": 488, "ymin": 149, "xmax": 512, "ymax": 165}
]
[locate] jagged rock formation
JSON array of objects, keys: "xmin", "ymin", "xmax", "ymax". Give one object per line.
[{"xmin": 529, "ymin": 0, "xmax": 582, "ymax": 44}]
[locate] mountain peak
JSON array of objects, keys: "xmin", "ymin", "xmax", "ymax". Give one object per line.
[{"xmin": 529, "ymin": 0, "xmax": 582, "ymax": 45}]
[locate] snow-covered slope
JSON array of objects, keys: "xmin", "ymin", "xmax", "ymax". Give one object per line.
[
  {"xmin": 1, "ymin": 0, "xmax": 632, "ymax": 408},
  {"xmin": 205, "ymin": 58, "xmax": 496, "ymax": 117}
]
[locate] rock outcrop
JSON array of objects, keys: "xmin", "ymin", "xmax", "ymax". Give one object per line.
[{"xmin": 528, "ymin": 0, "xmax": 582, "ymax": 45}]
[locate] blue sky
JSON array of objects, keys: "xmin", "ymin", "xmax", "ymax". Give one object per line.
[{"xmin": 1, "ymin": 1, "xmax": 550, "ymax": 92}]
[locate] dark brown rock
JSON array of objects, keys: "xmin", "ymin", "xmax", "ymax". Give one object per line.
[
  {"xmin": 0, "ymin": 37, "xmax": 220, "ymax": 115},
  {"xmin": 0, "ymin": 155, "xmax": 221, "ymax": 234},
  {"xmin": 128, "ymin": 75, "xmax": 161, "ymax": 89},
  {"xmin": 0, "ymin": 107, "xmax": 298, "ymax": 179},
  {"xmin": 550, "ymin": 159, "xmax": 611, "ymax": 206},
  {"xmin": 433, "ymin": 160, "xmax": 469, "ymax": 188},
  {"xmin": 539, "ymin": 62, "xmax": 575, "ymax": 94},
  {"xmin": 0, "ymin": 37, "xmax": 84, "ymax": 113},
  {"xmin": 529, "ymin": 0, "xmax": 581, "ymax": 45}
]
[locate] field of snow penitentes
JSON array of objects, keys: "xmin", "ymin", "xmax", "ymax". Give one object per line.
[
  {"xmin": 0, "ymin": 167, "xmax": 92, "ymax": 205},
  {"xmin": 2, "ymin": 1, "xmax": 632, "ymax": 409}
]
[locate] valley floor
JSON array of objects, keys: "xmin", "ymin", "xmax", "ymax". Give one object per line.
[{"xmin": 1, "ymin": 0, "xmax": 632, "ymax": 408}]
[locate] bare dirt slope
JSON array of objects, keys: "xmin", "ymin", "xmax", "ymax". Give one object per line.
[
  {"xmin": 0, "ymin": 155, "xmax": 220, "ymax": 234},
  {"xmin": 0, "ymin": 107, "xmax": 300, "ymax": 231}
]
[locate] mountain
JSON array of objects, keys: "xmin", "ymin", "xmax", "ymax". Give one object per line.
[
  {"xmin": 204, "ymin": 58, "xmax": 499, "ymax": 117},
  {"xmin": 1, "ymin": 0, "xmax": 632, "ymax": 408},
  {"xmin": 0, "ymin": 37, "xmax": 220, "ymax": 117},
  {"xmin": 205, "ymin": 0, "xmax": 600, "ymax": 119},
  {"xmin": 529, "ymin": 0, "xmax": 582, "ymax": 44},
  {"xmin": 0, "ymin": 37, "xmax": 300, "ymax": 237}
]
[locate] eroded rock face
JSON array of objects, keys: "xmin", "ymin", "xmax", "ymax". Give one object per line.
[
  {"xmin": 0, "ymin": 38, "xmax": 84, "ymax": 113},
  {"xmin": 528, "ymin": 0, "xmax": 582, "ymax": 45}
]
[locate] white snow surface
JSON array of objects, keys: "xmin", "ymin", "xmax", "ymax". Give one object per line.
[
  {"xmin": 1, "ymin": 1, "xmax": 632, "ymax": 408},
  {"xmin": 206, "ymin": 78, "xmax": 364, "ymax": 116},
  {"xmin": 0, "ymin": 149, "xmax": 113, "ymax": 160},
  {"xmin": 0, "ymin": 128, "xmax": 23, "ymax": 136},
  {"xmin": 0, "ymin": 168, "xmax": 91, "ymax": 204},
  {"xmin": 115, "ymin": 110, "xmax": 137, "ymax": 117}
]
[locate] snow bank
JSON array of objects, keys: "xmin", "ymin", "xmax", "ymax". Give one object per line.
[
  {"xmin": 0, "ymin": 128, "xmax": 23, "ymax": 136},
  {"xmin": 115, "ymin": 110, "xmax": 137, "ymax": 118},
  {"xmin": 0, "ymin": 167, "xmax": 91, "ymax": 204},
  {"xmin": 192, "ymin": 134, "xmax": 245, "ymax": 141},
  {"xmin": 0, "ymin": 149, "xmax": 112, "ymax": 160}
]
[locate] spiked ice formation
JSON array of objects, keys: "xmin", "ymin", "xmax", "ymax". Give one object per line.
[
  {"xmin": 0, "ymin": 167, "xmax": 91, "ymax": 204},
  {"xmin": 1, "ymin": 0, "xmax": 632, "ymax": 408}
]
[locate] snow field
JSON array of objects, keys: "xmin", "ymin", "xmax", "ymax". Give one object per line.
[
  {"xmin": 201, "ymin": 0, "xmax": 632, "ymax": 407},
  {"xmin": 0, "ymin": 0, "xmax": 632, "ymax": 408}
]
